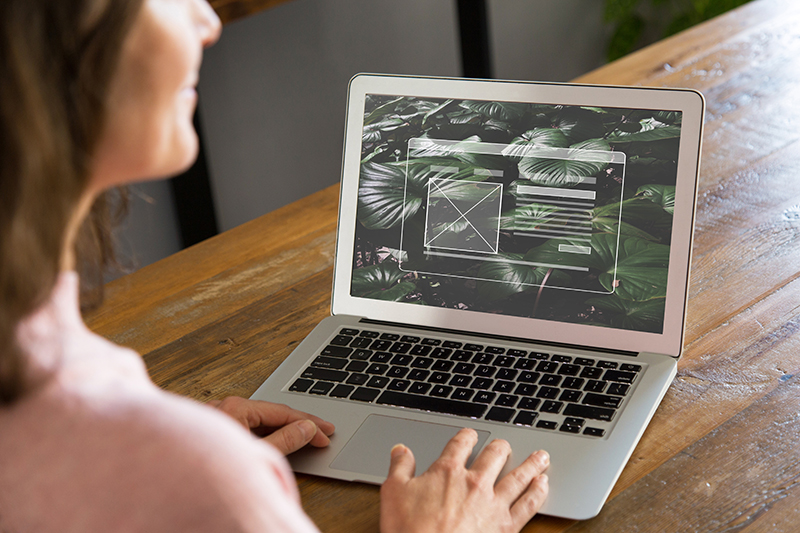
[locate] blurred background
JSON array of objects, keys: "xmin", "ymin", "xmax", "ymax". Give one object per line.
[{"xmin": 114, "ymin": 0, "xmax": 750, "ymax": 278}]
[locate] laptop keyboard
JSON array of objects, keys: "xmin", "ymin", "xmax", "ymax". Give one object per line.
[{"xmin": 288, "ymin": 327, "xmax": 643, "ymax": 438}]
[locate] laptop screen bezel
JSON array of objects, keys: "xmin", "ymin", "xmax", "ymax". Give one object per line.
[{"xmin": 331, "ymin": 74, "xmax": 704, "ymax": 359}]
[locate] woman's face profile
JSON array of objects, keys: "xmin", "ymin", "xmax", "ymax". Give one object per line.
[{"xmin": 91, "ymin": 0, "xmax": 221, "ymax": 192}]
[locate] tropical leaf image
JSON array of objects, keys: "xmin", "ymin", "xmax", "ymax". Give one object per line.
[
  {"xmin": 586, "ymin": 295, "xmax": 666, "ymax": 330},
  {"xmin": 518, "ymin": 139, "xmax": 612, "ymax": 187},
  {"xmin": 350, "ymin": 261, "xmax": 415, "ymax": 301}
]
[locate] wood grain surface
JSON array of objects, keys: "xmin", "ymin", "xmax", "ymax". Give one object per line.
[{"xmin": 85, "ymin": 0, "xmax": 800, "ymax": 530}]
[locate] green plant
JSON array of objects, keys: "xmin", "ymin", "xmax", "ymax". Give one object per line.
[{"xmin": 605, "ymin": 0, "xmax": 754, "ymax": 62}]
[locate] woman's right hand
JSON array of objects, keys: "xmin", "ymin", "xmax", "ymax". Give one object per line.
[{"xmin": 379, "ymin": 428, "xmax": 549, "ymax": 533}]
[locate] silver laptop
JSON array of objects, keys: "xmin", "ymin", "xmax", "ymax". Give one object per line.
[{"xmin": 251, "ymin": 73, "xmax": 704, "ymax": 520}]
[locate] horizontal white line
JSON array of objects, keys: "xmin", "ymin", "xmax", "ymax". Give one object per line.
[
  {"xmin": 423, "ymin": 250, "xmax": 589, "ymax": 272},
  {"xmin": 517, "ymin": 185, "xmax": 597, "ymax": 200}
]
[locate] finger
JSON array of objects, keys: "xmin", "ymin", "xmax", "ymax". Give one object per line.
[
  {"xmin": 509, "ymin": 474, "xmax": 549, "ymax": 530},
  {"xmin": 386, "ymin": 443, "xmax": 416, "ymax": 482},
  {"xmin": 435, "ymin": 428, "xmax": 479, "ymax": 468},
  {"xmin": 262, "ymin": 419, "xmax": 318, "ymax": 455},
  {"xmin": 468, "ymin": 438, "xmax": 511, "ymax": 480},
  {"xmin": 495, "ymin": 450, "xmax": 550, "ymax": 503},
  {"xmin": 220, "ymin": 398, "xmax": 335, "ymax": 436}
]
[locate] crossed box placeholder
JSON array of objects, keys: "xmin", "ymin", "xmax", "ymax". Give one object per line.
[{"xmin": 424, "ymin": 178, "xmax": 503, "ymax": 254}]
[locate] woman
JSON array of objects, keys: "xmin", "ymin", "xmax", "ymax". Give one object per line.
[{"xmin": 0, "ymin": 1, "xmax": 549, "ymax": 531}]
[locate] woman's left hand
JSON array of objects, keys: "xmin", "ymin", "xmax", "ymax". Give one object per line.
[{"xmin": 208, "ymin": 396, "xmax": 335, "ymax": 455}]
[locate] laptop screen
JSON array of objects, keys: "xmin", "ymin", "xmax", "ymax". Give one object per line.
[{"xmin": 351, "ymin": 94, "xmax": 682, "ymax": 335}]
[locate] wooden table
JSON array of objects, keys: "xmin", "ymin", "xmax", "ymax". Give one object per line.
[{"xmin": 86, "ymin": 0, "xmax": 800, "ymax": 530}]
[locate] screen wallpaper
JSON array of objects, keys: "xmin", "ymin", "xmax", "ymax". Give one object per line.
[{"xmin": 352, "ymin": 95, "xmax": 682, "ymax": 334}]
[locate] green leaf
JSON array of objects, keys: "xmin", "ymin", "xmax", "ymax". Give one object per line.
[
  {"xmin": 502, "ymin": 128, "xmax": 571, "ymax": 161},
  {"xmin": 475, "ymin": 254, "xmax": 549, "ymax": 301},
  {"xmin": 498, "ymin": 202, "xmax": 562, "ymax": 231},
  {"xmin": 351, "ymin": 261, "xmax": 414, "ymax": 301},
  {"xmin": 607, "ymin": 124, "xmax": 681, "ymax": 143},
  {"xmin": 637, "ymin": 184, "xmax": 675, "ymax": 214},
  {"xmin": 587, "ymin": 294, "xmax": 665, "ymax": 331},
  {"xmin": 357, "ymin": 162, "xmax": 424, "ymax": 230},
  {"xmin": 517, "ymin": 139, "xmax": 611, "ymax": 187},
  {"xmin": 460, "ymin": 101, "xmax": 529, "ymax": 121}
]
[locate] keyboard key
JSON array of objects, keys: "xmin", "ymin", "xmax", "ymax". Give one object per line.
[
  {"xmin": 346, "ymin": 373, "xmax": 369, "ymax": 385},
  {"xmin": 429, "ymin": 372, "xmax": 450, "ymax": 384},
  {"xmin": 513, "ymin": 410, "xmax": 537, "ymax": 426},
  {"xmin": 329, "ymin": 384, "xmax": 355, "ymax": 398},
  {"xmin": 540, "ymin": 400, "xmax": 563, "ymax": 413},
  {"xmin": 377, "ymin": 391, "xmax": 487, "ymax": 418},
  {"xmin": 529, "ymin": 352, "xmax": 549, "ymax": 360},
  {"xmin": 582, "ymin": 393, "xmax": 622, "ymax": 409},
  {"xmin": 485, "ymin": 346, "xmax": 505, "ymax": 354},
  {"xmin": 366, "ymin": 376, "xmax": 390, "ymax": 388},
  {"xmin": 409, "ymin": 344, "xmax": 432, "ymax": 356},
  {"xmin": 407, "ymin": 369, "xmax": 430, "ymax": 381},
  {"xmin": 321, "ymin": 345, "xmax": 352, "ymax": 358},
  {"xmin": 470, "ymin": 377, "xmax": 494, "ymax": 390},
  {"xmin": 360, "ymin": 330, "xmax": 380, "ymax": 338},
  {"xmin": 366, "ymin": 363, "xmax": 388, "ymax": 375},
  {"xmin": 517, "ymin": 371, "xmax": 540, "ymax": 384},
  {"xmin": 596, "ymin": 361, "xmax": 618, "ymax": 369},
  {"xmin": 370, "ymin": 339, "xmax": 393, "ymax": 351},
  {"xmin": 330, "ymin": 335, "xmax": 353, "ymax": 346},
  {"xmin": 603, "ymin": 370, "xmax": 636, "ymax": 383},
  {"xmin": 507, "ymin": 349, "xmax": 527, "ymax": 357},
  {"xmin": 430, "ymin": 347, "xmax": 452, "ymax": 358},
  {"xmin": 409, "ymin": 382, "xmax": 431, "ymax": 395},
  {"xmin": 607, "ymin": 383, "xmax": 630, "ymax": 396},
  {"xmin": 485, "ymin": 406, "xmax": 515, "ymax": 422},
  {"xmin": 386, "ymin": 366, "xmax": 409, "ymax": 378},
  {"xmin": 562, "ymin": 377, "xmax": 584, "ymax": 389},
  {"xmin": 564, "ymin": 403, "xmax": 615, "ymax": 421},
  {"xmin": 620, "ymin": 363, "xmax": 642, "ymax": 372},
  {"xmin": 539, "ymin": 374, "xmax": 562, "ymax": 387},
  {"xmin": 496, "ymin": 394, "xmax": 518, "ymax": 407},
  {"xmin": 574, "ymin": 357, "xmax": 595, "ymax": 366},
  {"xmin": 350, "ymin": 349, "xmax": 372, "ymax": 360},
  {"xmin": 370, "ymin": 352, "xmax": 393, "ymax": 363},
  {"xmin": 559, "ymin": 424, "xmax": 581, "ymax": 433},
  {"xmin": 474, "ymin": 365, "xmax": 496, "ymax": 377},
  {"xmin": 474, "ymin": 391, "xmax": 496, "ymax": 404},
  {"xmin": 559, "ymin": 390, "xmax": 582, "ymax": 403},
  {"xmin": 345, "ymin": 360, "xmax": 369, "ymax": 373},
  {"xmin": 494, "ymin": 356, "xmax": 515, "ymax": 367},
  {"xmin": 451, "ymin": 388, "xmax": 474, "ymax": 401},
  {"xmin": 411, "ymin": 357, "xmax": 434, "ymax": 369},
  {"xmin": 453, "ymin": 363, "xmax": 476, "ymax": 374},
  {"xmin": 302, "ymin": 367, "xmax": 348, "ymax": 382},
  {"xmin": 390, "ymin": 342, "xmax": 412, "ymax": 354},
  {"xmin": 563, "ymin": 417, "xmax": 585, "ymax": 427},
  {"xmin": 449, "ymin": 374, "xmax": 472, "ymax": 387},
  {"xmin": 492, "ymin": 381, "xmax": 515, "ymax": 393},
  {"xmin": 584, "ymin": 427, "xmax": 606, "ymax": 437},
  {"xmin": 339, "ymin": 328, "xmax": 359, "ymax": 336},
  {"xmin": 289, "ymin": 378, "xmax": 314, "ymax": 392},
  {"xmin": 536, "ymin": 420, "xmax": 557, "ymax": 430},
  {"xmin": 580, "ymin": 367, "xmax": 604, "ymax": 379},
  {"xmin": 472, "ymin": 353, "xmax": 494, "ymax": 364},
  {"xmin": 311, "ymin": 356, "xmax": 348, "ymax": 370},
  {"xmin": 463, "ymin": 343, "xmax": 484, "ymax": 352},
  {"xmin": 432, "ymin": 360, "xmax": 455, "ymax": 372},
  {"xmin": 552, "ymin": 355, "xmax": 572, "ymax": 363},
  {"xmin": 536, "ymin": 387, "xmax": 559, "ymax": 399},
  {"xmin": 496, "ymin": 368, "xmax": 518, "ymax": 380},
  {"xmin": 451, "ymin": 350, "xmax": 473, "ymax": 361},
  {"xmin": 514, "ymin": 383, "xmax": 537, "ymax": 396},
  {"xmin": 390, "ymin": 354, "xmax": 413, "ymax": 366},
  {"xmin": 401, "ymin": 335, "xmax": 421, "ymax": 343},
  {"xmin": 584, "ymin": 380, "xmax": 607, "ymax": 393},
  {"xmin": 536, "ymin": 361, "xmax": 558, "ymax": 373},
  {"xmin": 518, "ymin": 397, "xmax": 540, "ymax": 410},
  {"xmin": 380, "ymin": 333, "xmax": 400, "ymax": 341},
  {"xmin": 351, "ymin": 387, "xmax": 381, "ymax": 402},
  {"xmin": 388, "ymin": 379, "xmax": 411, "ymax": 392},
  {"xmin": 421, "ymin": 338, "xmax": 441, "ymax": 346},
  {"xmin": 514, "ymin": 358, "xmax": 536, "ymax": 370},
  {"xmin": 350, "ymin": 337, "xmax": 373, "ymax": 348},
  {"xmin": 558, "ymin": 364, "xmax": 580, "ymax": 376},
  {"xmin": 309, "ymin": 381, "xmax": 335, "ymax": 395},
  {"xmin": 442, "ymin": 341, "xmax": 462, "ymax": 348}
]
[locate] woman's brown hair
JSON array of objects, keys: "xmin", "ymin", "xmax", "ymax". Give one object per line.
[{"xmin": 0, "ymin": 0, "xmax": 144, "ymax": 404}]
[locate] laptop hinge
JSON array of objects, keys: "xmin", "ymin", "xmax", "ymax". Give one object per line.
[{"xmin": 359, "ymin": 318, "xmax": 639, "ymax": 358}]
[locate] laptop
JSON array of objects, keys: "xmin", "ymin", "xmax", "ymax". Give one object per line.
[{"xmin": 250, "ymin": 73, "xmax": 704, "ymax": 520}]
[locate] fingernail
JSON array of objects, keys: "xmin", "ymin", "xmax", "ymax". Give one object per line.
[
  {"xmin": 298, "ymin": 419, "xmax": 316, "ymax": 440},
  {"xmin": 539, "ymin": 474, "xmax": 549, "ymax": 484},
  {"xmin": 391, "ymin": 443, "xmax": 407, "ymax": 457},
  {"xmin": 537, "ymin": 450, "xmax": 550, "ymax": 464}
]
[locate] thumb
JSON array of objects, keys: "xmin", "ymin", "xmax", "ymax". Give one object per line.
[
  {"xmin": 263, "ymin": 419, "xmax": 317, "ymax": 455},
  {"xmin": 386, "ymin": 443, "xmax": 416, "ymax": 482}
]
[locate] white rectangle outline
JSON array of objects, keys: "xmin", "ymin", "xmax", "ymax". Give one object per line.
[{"xmin": 518, "ymin": 185, "xmax": 597, "ymax": 201}]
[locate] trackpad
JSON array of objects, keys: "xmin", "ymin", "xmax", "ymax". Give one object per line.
[{"xmin": 330, "ymin": 415, "xmax": 491, "ymax": 479}]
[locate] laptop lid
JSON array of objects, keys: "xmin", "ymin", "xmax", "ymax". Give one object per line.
[{"xmin": 332, "ymin": 74, "xmax": 704, "ymax": 358}]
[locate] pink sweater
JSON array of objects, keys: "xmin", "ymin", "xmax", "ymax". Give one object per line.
[{"xmin": 0, "ymin": 272, "xmax": 321, "ymax": 532}]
